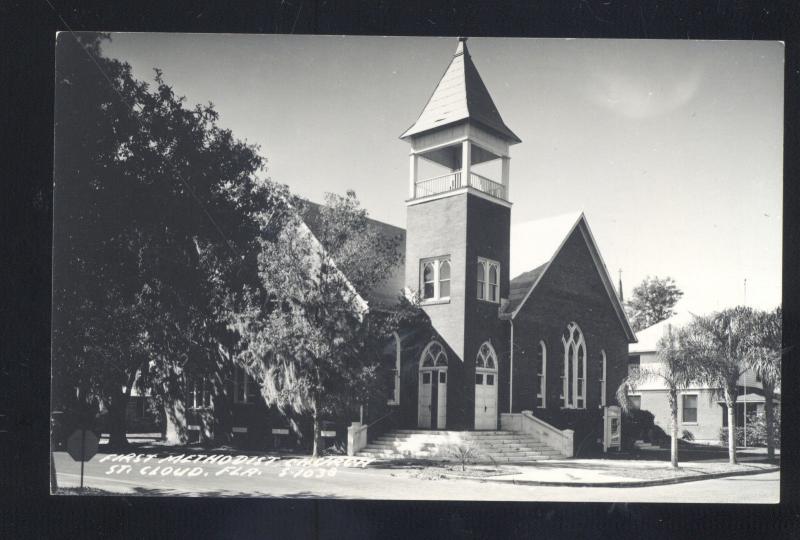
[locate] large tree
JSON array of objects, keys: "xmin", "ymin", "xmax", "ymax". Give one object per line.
[
  {"xmin": 679, "ymin": 306, "xmax": 756, "ymax": 464},
  {"xmin": 230, "ymin": 192, "xmax": 407, "ymax": 457},
  {"xmin": 746, "ymin": 307, "xmax": 782, "ymax": 461},
  {"xmin": 617, "ymin": 325, "xmax": 700, "ymax": 468},
  {"xmin": 52, "ymin": 33, "xmax": 281, "ymax": 447},
  {"xmin": 626, "ymin": 276, "xmax": 684, "ymax": 332}
]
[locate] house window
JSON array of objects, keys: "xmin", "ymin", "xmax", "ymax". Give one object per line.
[
  {"xmin": 561, "ymin": 322, "xmax": 587, "ymax": 409},
  {"xmin": 233, "ymin": 367, "xmax": 258, "ymax": 404},
  {"xmin": 628, "ymin": 355, "xmax": 640, "ymax": 377},
  {"xmin": 536, "ymin": 341, "xmax": 546, "ymax": 408},
  {"xmin": 477, "ymin": 257, "xmax": 500, "ymax": 303},
  {"xmin": 599, "ymin": 350, "xmax": 607, "ymax": 407},
  {"xmin": 420, "ymin": 257, "xmax": 451, "ymax": 301},
  {"xmin": 388, "ymin": 332, "xmax": 401, "ymax": 405},
  {"xmin": 682, "ymin": 394, "xmax": 698, "ymax": 424},
  {"xmin": 628, "ymin": 395, "xmax": 641, "ymax": 410}
]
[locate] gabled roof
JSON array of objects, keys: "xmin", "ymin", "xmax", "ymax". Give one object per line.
[
  {"xmin": 400, "ymin": 39, "xmax": 521, "ymax": 143},
  {"xmin": 629, "ymin": 312, "xmax": 696, "ymax": 354},
  {"xmin": 301, "ymin": 201, "xmax": 406, "ymax": 309},
  {"xmin": 503, "ymin": 211, "xmax": 637, "ymax": 343}
]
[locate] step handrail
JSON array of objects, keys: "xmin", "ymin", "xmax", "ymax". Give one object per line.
[{"xmin": 347, "ymin": 409, "xmax": 396, "ymax": 456}]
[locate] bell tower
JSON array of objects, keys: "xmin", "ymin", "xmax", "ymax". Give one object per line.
[{"xmin": 401, "ymin": 37, "xmax": 521, "ymax": 417}]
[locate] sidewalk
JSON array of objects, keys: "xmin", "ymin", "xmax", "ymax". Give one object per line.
[{"xmin": 476, "ymin": 458, "xmax": 779, "ymax": 488}]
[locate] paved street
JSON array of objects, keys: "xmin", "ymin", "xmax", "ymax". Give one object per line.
[{"xmin": 53, "ymin": 451, "xmax": 779, "ymax": 502}]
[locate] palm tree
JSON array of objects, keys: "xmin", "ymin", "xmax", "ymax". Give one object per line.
[
  {"xmin": 747, "ymin": 307, "xmax": 782, "ymax": 461},
  {"xmin": 680, "ymin": 306, "xmax": 756, "ymax": 465},
  {"xmin": 616, "ymin": 325, "xmax": 698, "ymax": 469}
]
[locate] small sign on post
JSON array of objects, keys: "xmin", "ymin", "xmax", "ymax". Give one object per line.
[
  {"xmin": 603, "ymin": 406, "xmax": 621, "ymax": 453},
  {"xmin": 67, "ymin": 429, "xmax": 99, "ymax": 491}
]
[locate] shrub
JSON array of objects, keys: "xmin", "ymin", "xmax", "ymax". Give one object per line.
[
  {"xmin": 681, "ymin": 430, "xmax": 695, "ymax": 442},
  {"xmin": 719, "ymin": 408, "xmax": 780, "ymax": 448},
  {"xmin": 448, "ymin": 444, "xmax": 479, "ymax": 471}
]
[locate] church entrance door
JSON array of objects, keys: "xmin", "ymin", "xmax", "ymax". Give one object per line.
[
  {"xmin": 418, "ymin": 342, "xmax": 448, "ymax": 429},
  {"xmin": 474, "ymin": 342, "xmax": 498, "ymax": 430}
]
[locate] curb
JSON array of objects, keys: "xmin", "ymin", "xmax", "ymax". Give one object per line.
[{"xmin": 472, "ymin": 466, "xmax": 780, "ymax": 488}]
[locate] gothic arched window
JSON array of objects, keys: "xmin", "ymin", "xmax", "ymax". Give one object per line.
[
  {"xmin": 536, "ymin": 341, "xmax": 547, "ymax": 408},
  {"xmin": 476, "ymin": 262, "xmax": 486, "ymax": 300},
  {"xmin": 420, "ymin": 341, "xmax": 448, "ymax": 368},
  {"xmin": 439, "ymin": 260, "xmax": 451, "ymax": 299},
  {"xmin": 561, "ymin": 322, "xmax": 587, "ymax": 409},
  {"xmin": 599, "ymin": 349, "xmax": 607, "ymax": 407},
  {"xmin": 476, "ymin": 341, "xmax": 497, "ymax": 386},
  {"xmin": 477, "ymin": 257, "xmax": 500, "ymax": 303},
  {"xmin": 422, "ymin": 262, "xmax": 435, "ymax": 299}
]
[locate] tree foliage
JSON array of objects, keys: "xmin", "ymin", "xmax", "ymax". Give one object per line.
[
  {"xmin": 52, "ymin": 32, "xmax": 283, "ymax": 447},
  {"xmin": 745, "ymin": 306, "xmax": 782, "ymax": 460},
  {"xmin": 229, "ymin": 191, "xmax": 412, "ymax": 456},
  {"xmin": 678, "ymin": 306, "xmax": 757, "ymax": 464},
  {"xmin": 616, "ymin": 325, "xmax": 700, "ymax": 468},
  {"xmin": 626, "ymin": 276, "xmax": 683, "ymax": 332}
]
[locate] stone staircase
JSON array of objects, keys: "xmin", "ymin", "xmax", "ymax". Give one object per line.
[{"xmin": 356, "ymin": 430, "xmax": 565, "ymax": 463}]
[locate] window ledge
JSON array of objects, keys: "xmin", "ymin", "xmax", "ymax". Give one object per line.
[
  {"xmin": 477, "ymin": 298, "xmax": 500, "ymax": 305},
  {"xmin": 387, "ymin": 401, "xmax": 400, "ymax": 407},
  {"xmin": 420, "ymin": 298, "xmax": 450, "ymax": 306},
  {"xmin": 681, "ymin": 422, "xmax": 699, "ymax": 426}
]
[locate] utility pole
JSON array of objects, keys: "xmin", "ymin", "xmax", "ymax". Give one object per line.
[{"xmin": 743, "ymin": 278, "xmax": 747, "ymax": 306}]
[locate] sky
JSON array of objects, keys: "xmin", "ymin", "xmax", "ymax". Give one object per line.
[{"xmin": 100, "ymin": 34, "xmax": 783, "ymax": 315}]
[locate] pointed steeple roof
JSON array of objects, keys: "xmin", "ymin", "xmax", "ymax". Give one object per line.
[{"xmin": 401, "ymin": 38, "xmax": 521, "ymax": 143}]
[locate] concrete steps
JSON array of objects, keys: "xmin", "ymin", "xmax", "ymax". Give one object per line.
[{"xmin": 356, "ymin": 430, "xmax": 565, "ymax": 463}]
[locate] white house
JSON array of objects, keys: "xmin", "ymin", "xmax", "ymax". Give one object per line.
[{"xmin": 627, "ymin": 313, "xmax": 777, "ymax": 444}]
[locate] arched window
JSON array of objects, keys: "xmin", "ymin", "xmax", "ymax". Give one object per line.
[
  {"xmin": 421, "ymin": 341, "xmax": 448, "ymax": 368},
  {"xmin": 561, "ymin": 322, "xmax": 587, "ymax": 409},
  {"xmin": 476, "ymin": 257, "xmax": 501, "ymax": 303},
  {"xmin": 599, "ymin": 350, "xmax": 607, "ymax": 407},
  {"xmin": 488, "ymin": 264, "xmax": 499, "ymax": 302},
  {"xmin": 439, "ymin": 261, "xmax": 451, "ymax": 299},
  {"xmin": 536, "ymin": 341, "xmax": 546, "ymax": 408},
  {"xmin": 388, "ymin": 332, "xmax": 401, "ymax": 405},
  {"xmin": 422, "ymin": 262, "xmax": 435, "ymax": 299},
  {"xmin": 420, "ymin": 257, "xmax": 450, "ymax": 301},
  {"xmin": 476, "ymin": 341, "xmax": 497, "ymax": 386},
  {"xmin": 476, "ymin": 261, "xmax": 486, "ymax": 300}
]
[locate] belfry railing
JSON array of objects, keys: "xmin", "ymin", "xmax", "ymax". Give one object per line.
[{"xmin": 414, "ymin": 170, "xmax": 506, "ymax": 200}]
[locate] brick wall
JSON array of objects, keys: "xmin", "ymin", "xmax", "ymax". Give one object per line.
[{"xmin": 508, "ymin": 225, "xmax": 630, "ymax": 450}]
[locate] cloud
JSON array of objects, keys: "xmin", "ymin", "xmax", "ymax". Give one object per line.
[{"xmin": 585, "ymin": 61, "xmax": 703, "ymax": 120}]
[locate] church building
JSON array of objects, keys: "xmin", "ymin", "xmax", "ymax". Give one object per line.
[
  {"xmin": 177, "ymin": 38, "xmax": 636, "ymax": 458},
  {"xmin": 354, "ymin": 38, "xmax": 637, "ymax": 457}
]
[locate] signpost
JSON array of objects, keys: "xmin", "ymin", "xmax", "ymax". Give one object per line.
[
  {"xmin": 603, "ymin": 406, "xmax": 622, "ymax": 453},
  {"xmin": 67, "ymin": 429, "xmax": 99, "ymax": 491}
]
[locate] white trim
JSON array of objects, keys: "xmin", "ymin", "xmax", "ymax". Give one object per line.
[
  {"xmin": 536, "ymin": 340, "xmax": 547, "ymax": 408},
  {"xmin": 680, "ymin": 393, "xmax": 699, "ymax": 424},
  {"xmin": 419, "ymin": 256, "xmax": 451, "ymax": 302},
  {"xmin": 561, "ymin": 322, "xmax": 586, "ymax": 409},
  {"xmin": 406, "ymin": 186, "xmax": 513, "ymax": 208},
  {"xmin": 600, "ymin": 349, "xmax": 607, "ymax": 407},
  {"xmin": 477, "ymin": 257, "xmax": 501, "ymax": 303},
  {"xmin": 232, "ymin": 427, "xmax": 248, "ymax": 433},
  {"xmin": 272, "ymin": 428, "xmax": 290, "ymax": 435}
]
